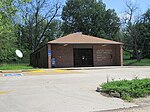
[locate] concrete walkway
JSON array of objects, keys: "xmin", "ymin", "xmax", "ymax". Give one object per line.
[{"xmin": 0, "ymin": 67, "xmax": 150, "ymax": 112}]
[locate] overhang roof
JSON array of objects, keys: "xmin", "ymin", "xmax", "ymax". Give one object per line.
[{"xmin": 48, "ymin": 33, "xmax": 123, "ymax": 45}]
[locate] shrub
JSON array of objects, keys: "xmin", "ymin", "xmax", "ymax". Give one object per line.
[{"xmin": 100, "ymin": 78, "xmax": 150, "ymax": 101}]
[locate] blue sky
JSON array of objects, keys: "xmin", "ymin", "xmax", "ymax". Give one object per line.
[
  {"xmin": 102, "ymin": 0, "xmax": 150, "ymax": 15},
  {"xmin": 62, "ymin": 0, "xmax": 150, "ymax": 15}
]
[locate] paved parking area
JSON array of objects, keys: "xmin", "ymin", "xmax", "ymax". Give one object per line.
[{"xmin": 0, "ymin": 67, "xmax": 150, "ymax": 112}]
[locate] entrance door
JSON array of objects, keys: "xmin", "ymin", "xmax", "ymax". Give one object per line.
[{"xmin": 73, "ymin": 48, "xmax": 93, "ymax": 67}]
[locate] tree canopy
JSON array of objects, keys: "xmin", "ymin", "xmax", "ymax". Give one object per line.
[
  {"xmin": 62, "ymin": 0, "xmax": 120, "ymax": 40},
  {"xmin": 122, "ymin": 1, "xmax": 150, "ymax": 60},
  {"xmin": 0, "ymin": 0, "xmax": 150, "ymax": 63},
  {"xmin": 0, "ymin": 0, "xmax": 17, "ymax": 62},
  {"xmin": 0, "ymin": 0, "xmax": 63, "ymax": 63},
  {"xmin": 17, "ymin": 0, "xmax": 62, "ymax": 51}
]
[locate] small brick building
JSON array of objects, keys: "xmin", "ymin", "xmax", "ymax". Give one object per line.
[{"xmin": 30, "ymin": 33, "xmax": 123, "ymax": 68}]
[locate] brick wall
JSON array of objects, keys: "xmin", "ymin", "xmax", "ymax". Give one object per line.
[
  {"xmin": 30, "ymin": 45, "xmax": 48, "ymax": 68},
  {"xmin": 93, "ymin": 44, "xmax": 122, "ymax": 66},
  {"xmin": 51, "ymin": 44, "xmax": 123, "ymax": 68},
  {"xmin": 51, "ymin": 44, "xmax": 74, "ymax": 68},
  {"xmin": 115, "ymin": 45, "xmax": 123, "ymax": 66},
  {"xmin": 30, "ymin": 44, "xmax": 123, "ymax": 68}
]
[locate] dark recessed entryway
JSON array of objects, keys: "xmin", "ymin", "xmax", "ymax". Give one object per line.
[{"xmin": 73, "ymin": 48, "xmax": 93, "ymax": 67}]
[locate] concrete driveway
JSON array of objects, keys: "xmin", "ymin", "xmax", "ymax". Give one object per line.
[{"xmin": 0, "ymin": 66, "xmax": 150, "ymax": 112}]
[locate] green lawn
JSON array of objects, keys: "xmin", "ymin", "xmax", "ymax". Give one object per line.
[
  {"xmin": 123, "ymin": 51, "xmax": 150, "ymax": 66},
  {"xmin": 0, "ymin": 64, "xmax": 34, "ymax": 70},
  {"xmin": 100, "ymin": 78, "xmax": 150, "ymax": 101},
  {"xmin": 0, "ymin": 54, "xmax": 149, "ymax": 70},
  {"xmin": 123, "ymin": 59, "xmax": 150, "ymax": 66}
]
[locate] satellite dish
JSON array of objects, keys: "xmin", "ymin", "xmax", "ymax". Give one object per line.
[{"xmin": 15, "ymin": 49, "xmax": 23, "ymax": 58}]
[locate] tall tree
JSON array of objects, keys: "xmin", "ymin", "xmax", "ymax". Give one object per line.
[
  {"xmin": 104, "ymin": 9, "xmax": 120, "ymax": 40},
  {"xmin": 17, "ymin": 0, "xmax": 62, "ymax": 51},
  {"xmin": 45, "ymin": 20, "xmax": 63, "ymax": 41},
  {"xmin": 62, "ymin": 0, "xmax": 120, "ymax": 40},
  {"xmin": 0, "ymin": 0, "xmax": 17, "ymax": 62},
  {"xmin": 142, "ymin": 9, "xmax": 150, "ymax": 58},
  {"xmin": 122, "ymin": 1, "xmax": 150, "ymax": 60},
  {"xmin": 20, "ymin": 18, "xmax": 63, "ymax": 50}
]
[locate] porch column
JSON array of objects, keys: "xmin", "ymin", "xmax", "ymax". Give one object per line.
[
  {"xmin": 47, "ymin": 44, "xmax": 52, "ymax": 68},
  {"xmin": 120, "ymin": 45, "xmax": 123, "ymax": 66}
]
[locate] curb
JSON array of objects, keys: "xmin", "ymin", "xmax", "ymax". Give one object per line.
[
  {"xmin": 0, "ymin": 66, "xmax": 150, "ymax": 73},
  {"xmin": 22, "ymin": 69, "xmax": 39, "ymax": 72},
  {"xmin": 0, "ymin": 70, "xmax": 23, "ymax": 73},
  {"xmin": 54, "ymin": 66, "xmax": 150, "ymax": 71},
  {"xmin": 0, "ymin": 69, "xmax": 39, "ymax": 73}
]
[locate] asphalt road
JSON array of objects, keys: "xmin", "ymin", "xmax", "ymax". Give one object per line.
[{"xmin": 0, "ymin": 66, "xmax": 150, "ymax": 112}]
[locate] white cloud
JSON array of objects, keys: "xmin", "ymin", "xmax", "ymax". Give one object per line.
[{"xmin": 131, "ymin": 0, "xmax": 136, "ymax": 3}]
